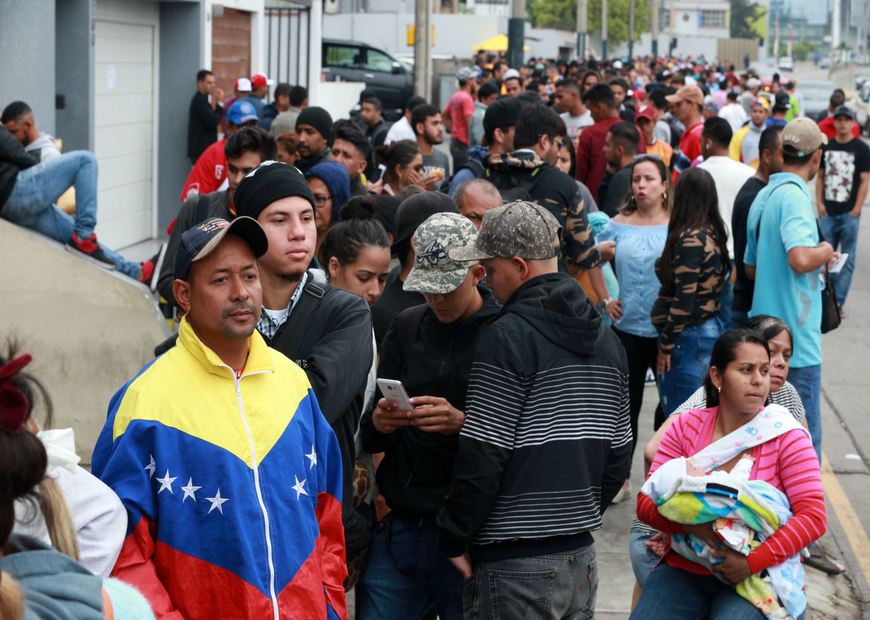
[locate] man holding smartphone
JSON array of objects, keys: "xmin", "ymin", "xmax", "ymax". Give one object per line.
[{"xmin": 356, "ymin": 212, "xmax": 500, "ymax": 620}]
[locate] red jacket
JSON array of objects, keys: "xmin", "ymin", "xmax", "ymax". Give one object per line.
[
  {"xmin": 818, "ymin": 116, "xmax": 860, "ymax": 141},
  {"xmin": 180, "ymin": 139, "xmax": 227, "ymax": 202}
]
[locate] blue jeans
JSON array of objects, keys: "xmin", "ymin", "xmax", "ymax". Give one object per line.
[
  {"xmin": 788, "ymin": 364, "xmax": 822, "ymax": 462},
  {"xmin": 629, "ymin": 528, "xmax": 660, "ymax": 587},
  {"xmin": 658, "ymin": 317, "xmax": 724, "ymax": 416},
  {"xmin": 718, "ymin": 268, "xmax": 734, "ymax": 328},
  {"xmin": 821, "ymin": 212, "xmax": 860, "ymax": 306},
  {"xmin": 2, "ymin": 151, "xmax": 140, "ymax": 278},
  {"xmin": 630, "ymin": 562, "xmax": 783, "ymax": 619},
  {"xmin": 356, "ymin": 514, "xmax": 463, "ymax": 620},
  {"xmin": 463, "ymin": 544, "xmax": 597, "ymax": 619}
]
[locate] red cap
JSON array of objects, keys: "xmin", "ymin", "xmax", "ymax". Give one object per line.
[
  {"xmin": 636, "ymin": 105, "xmax": 656, "ymax": 122},
  {"xmin": 251, "ymin": 73, "xmax": 272, "ymax": 90}
]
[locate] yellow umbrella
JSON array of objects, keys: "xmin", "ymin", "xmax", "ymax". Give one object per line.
[{"xmin": 470, "ymin": 33, "xmax": 529, "ymax": 53}]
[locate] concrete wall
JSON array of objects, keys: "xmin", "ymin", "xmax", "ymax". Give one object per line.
[
  {"xmin": 0, "ymin": 220, "xmax": 167, "ymax": 463},
  {"xmin": 56, "ymin": 0, "xmax": 94, "ymax": 152},
  {"xmin": 0, "ymin": 0, "xmax": 57, "ymax": 134},
  {"xmin": 158, "ymin": 2, "xmax": 203, "ymax": 233}
]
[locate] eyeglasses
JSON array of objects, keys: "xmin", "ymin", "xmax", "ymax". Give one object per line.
[{"xmin": 313, "ymin": 194, "xmax": 332, "ymax": 207}]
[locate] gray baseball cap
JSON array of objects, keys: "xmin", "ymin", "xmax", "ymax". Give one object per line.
[
  {"xmin": 404, "ymin": 213, "xmax": 479, "ymax": 294},
  {"xmin": 449, "ymin": 200, "xmax": 561, "ymax": 262}
]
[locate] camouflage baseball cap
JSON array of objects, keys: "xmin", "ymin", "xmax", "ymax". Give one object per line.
[
  {"xmin": 449, "ymin": 200, "xmax": 561, "ymax": 261},
  {"xmin": 403, "ymin": 213, "xmax": 478, "ymax": 294}
]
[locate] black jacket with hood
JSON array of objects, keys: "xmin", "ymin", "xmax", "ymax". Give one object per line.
[
  {"xmin": 436, "ymin": 273, "xmax": 632, "ymax": 562},
  {"xmin": 359, "ymin": 287, "xmax": 501, "ymax": 517},
  {"xmin": 0, "ymin": 126, "xmax": 35, "ymax": 209}
]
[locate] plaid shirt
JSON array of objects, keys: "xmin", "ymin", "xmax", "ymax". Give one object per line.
[{"xmin": 257, "ymin": 272, "xmax": 308, "ymax": 340}]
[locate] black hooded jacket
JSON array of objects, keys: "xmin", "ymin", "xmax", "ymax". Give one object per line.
[
  {"xmin": 436, "ymin": 272, "xmax": 632, "ymax": 561},
  {"xmin": 0, "ymin": 126, "xmax": 35, "ymax": 208},
  {"xmin": 359, "ymin": 287, "xmax": 500, "ymax": 517}
]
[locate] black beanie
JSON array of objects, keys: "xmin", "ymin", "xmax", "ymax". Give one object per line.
[
  {"xmin": 296, "ymin": 106, "xmax": 334, "ymax": 144},
  {"xmin": 233, "ymin": 161, "xmax": 316, "ymax": 220}
]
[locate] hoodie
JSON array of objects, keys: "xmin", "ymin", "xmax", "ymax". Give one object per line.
[
  {"xmin": 0, "ymin": 126, "xmax": 35, "ymax": 208},
  {"xmin": 436, "ymin": 273, "xmax": 632, "ymax": 562},
  {"xmin": 25, "ymin": 132, "xmax": 61, "ymax": 163},
  {"xmin": 730, "ymin": 121, "xmax": 765, "ymax": 168}
]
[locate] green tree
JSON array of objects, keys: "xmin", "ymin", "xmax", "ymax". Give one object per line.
[
  {"xmin": 730, "ymin": 0, "xmax": 764, "ymax": 40},
  {"xmin": 527, "ymin": 0, "xmax": 651, "ymax": 49}
]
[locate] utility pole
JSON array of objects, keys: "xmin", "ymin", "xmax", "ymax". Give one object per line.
[
  {"xmin": 628, "ymin": 0, "xmax": 635, "ymax": 60},
  {"xmin": 413, "ymin": 0, "xmax": 432, "ymax": 100},
  {"xmin": 651, "ymin": 0, "xmax": 659, "ymax": 58},
  {"xmin": 601, "ymin": 0, "xmax": 608, "ymax": 60},
  {"xmin": 576, "ymin": 0, "xmax": 587, "ymax": 61},
  {"xmin": 507, "ymin": 0, "xmax": 525, "ymax": 69}
]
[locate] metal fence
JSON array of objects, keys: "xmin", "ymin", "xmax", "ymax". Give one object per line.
[{"xmin": 266, "ymin": 3, "xmax": 312, "ymax": 88}]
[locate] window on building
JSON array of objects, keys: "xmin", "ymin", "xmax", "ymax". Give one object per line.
[{"xmin": 700, "ymin": 10, "xmax": 726, "ymax": 28}]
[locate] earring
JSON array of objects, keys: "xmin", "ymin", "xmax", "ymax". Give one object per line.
[{"xmin": 717, "ymin": 385, "xmax": 722, "ymax": 393}]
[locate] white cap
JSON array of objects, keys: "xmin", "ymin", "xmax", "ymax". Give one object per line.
[
  {"xmin": 235, "ymin": 77, "xmax": 252, "ymax": 92},
  {"xmin": 503, "ymin": 68, "xmax": 520, "ymax": 81},
  {"xmin": 613, "ymin": 60, "xmax": 623, "ymax": 69}
]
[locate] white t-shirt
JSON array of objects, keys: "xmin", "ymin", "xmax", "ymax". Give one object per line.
[
  {"xmin": 384, "ymin": 116, "xmax": 416, "ymax": 145},
  {"xmin": 697, "ymin": 155, "xmax": 756, "ymax": 257},
  {"xmin": 561, "ymin": 110, "xmax": 593, "ymax": 141},
  {"xmin": 719, "ymin": 103, "xmax": 748, "ymax": 134}
]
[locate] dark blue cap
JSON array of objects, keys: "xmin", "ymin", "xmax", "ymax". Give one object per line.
[{"xmin": 175, "ymin": 216, "xmax": 268, "ymax": 280}]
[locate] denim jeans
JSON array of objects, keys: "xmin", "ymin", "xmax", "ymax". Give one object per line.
[
  {"xmin": 788, "ymin": 364, "xmax": 822, "ymax": 462},
  {"xmin": 718, "ymin": 269, "xmax": 734, "ymax": 328},
  {"xmin": 658, "ymin": 317, "xmax": 724, "ymax": 416},
  {"xmin": 630, "ymin": 562, "xmax": 788, "ymax": 619},
  {"xmin": 356, "ymin": 513, "xmax": 463, "ymax": 620},
  {"xmin": 463, "ymin": 544, "xmax": 597, "ymax": 619},
  {"xmin": 2, "ymin": 151, "xmax": 140, "ymax": 279},
  {"xmin": 821, "ymin": 212, "xmax": 860, "ymax": 306},
  {"xmin": 629, "ymin": 528, "xmax": 660, "ymax": 587}
]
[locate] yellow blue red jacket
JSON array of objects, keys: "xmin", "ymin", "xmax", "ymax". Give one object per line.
[{"xmin": 92, "ymin": 317, "xmax": 347, "ymax": 619}]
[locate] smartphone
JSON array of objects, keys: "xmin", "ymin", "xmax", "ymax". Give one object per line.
[{"xmin": 376, "ymin": 378, "xmax": 414, "ymax": 411}]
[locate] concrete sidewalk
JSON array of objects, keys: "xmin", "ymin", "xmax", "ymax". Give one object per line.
[{"xmin": 593, "ymin": 384, "xmax": 863, "ymax": 619}]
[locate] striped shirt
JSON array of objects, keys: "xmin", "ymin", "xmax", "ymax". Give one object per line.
[{"xmin": 637, "ymin": 406, "xmax": 826, "ymax": 576}]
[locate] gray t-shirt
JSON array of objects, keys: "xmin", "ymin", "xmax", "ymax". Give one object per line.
[
  {"xmin": 561, "ymin": 110, "xmax": 594, "ymax": 141},
  {"xmin": 422, "ymin": 148, "xmax": 451, "ymax": 181}
]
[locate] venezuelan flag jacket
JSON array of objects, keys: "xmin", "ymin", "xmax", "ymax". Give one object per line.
[{"xmin": 92, "ymin": 317, "xmax": 347, "ymax": 619}]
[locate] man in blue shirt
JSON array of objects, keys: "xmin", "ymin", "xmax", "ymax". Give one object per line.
[{"xmin": 745, "ymin": 117, "xmax": 836, "ymax": 460}]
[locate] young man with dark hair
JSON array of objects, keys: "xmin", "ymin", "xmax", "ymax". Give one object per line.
[
  {"xmin": 360, "ymin": 96, "xmax": 390, "ymax": 153},
  {"xmin": 469, "ymin": 81, "xmax": 498, "ymax": 148},
  {"xmin": 816, "ymin": 105, "xmax": 870, "ymax": 309},
  {"xmin": 732, "ymin": 126, "xmax": 783, "ymax": 325},
  {"xmin": 158, "ymin": 127, "xmax": 278, "ymax": 305},
  {"xmin": 745, "ymin": 118, "xmax": 835, "ymax": 460},
  {"xmin": 647, "ymin": 87, "xmax": 677, "ymax": 147},
  {"xmin": 576, "ymin": 84, "xmax": 622, "ymax": 202},
  {"xmin": 817, "ymin": 90, "xmax": 861, "ymax": 140},
  {"xmin": 1, "ymin": 100, "xmax": 61, "ymax": 162},
  {"xmin": 610, "ymin": 77, "xmax": 635, "ymax": 122},
  {"xmin": 487, "ymin": 104, "xmax": 603, "ymax": 275},
  {"xmin": 234, "ymin": 162, "xmax": 376, "ymax": 576},
  {"xmin": 730, "ymin": 96, "xmax": 769, "ymax": 168},
  {"xmin": 555, "ymin": 79, "xmax": 593, "ymax": 142},
  {"xmin": 187, "ymin": 69, "xmax": 224, "ymax": 164},
  {"xmin": 260, "ymin": 82, "xmax": 292, "ymax": 132},
  {"xmin": 270, "ymin": 85, "xmax": 308, "ymax": 138},
  {"xmin": 331, "ymin": 120, "xmax": 371, "ymax": 195},
  {"xmin": 412, "ymin": 104, "xmax": 450, "ymax": 185},
  {"xmin": 438, "ymin": 201, "xmax": 632, "ymax": 618},
  {"xmin": 600, "ymin": 121, "xmax": 639, "ymax": 216}
]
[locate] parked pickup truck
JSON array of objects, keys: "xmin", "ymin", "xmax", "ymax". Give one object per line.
[{"xmin": 321, "ymin": 38, "xmax": 413, "ymax": 120}]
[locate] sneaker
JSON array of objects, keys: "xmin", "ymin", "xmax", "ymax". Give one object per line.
[
  {"xmin": 139, "ymin": 259, "xmax": 155, "ymax": 285},
  {"xmin": 66, "ymin": 232, "xmax": 115, "ymax": 270}
]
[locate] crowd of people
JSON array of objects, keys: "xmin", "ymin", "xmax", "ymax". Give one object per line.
[{"xmin": 0, "ymin": 51, "xmax": 862, "ymax": 619}]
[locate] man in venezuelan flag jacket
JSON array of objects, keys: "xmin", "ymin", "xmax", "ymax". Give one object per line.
[{"xmin": 92, "ymin": 216, "xmax": 347, "ymax": 619}]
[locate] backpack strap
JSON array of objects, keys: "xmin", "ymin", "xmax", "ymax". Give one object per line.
[
  {"xmin": 194, "ymin": 193, "xmax": 213, "ymax": 225},
  {"xmin": 271, "ymin": 275, "xmax": 327, "ymax": 367}
]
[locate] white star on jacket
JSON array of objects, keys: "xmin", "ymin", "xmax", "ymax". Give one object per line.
[
  {"xmin": 206, "ymin": 489, "xmax": 229, "ymax": 514},
  {"xmin": 181, "ymin": 478, "xmax": 201, "ymax": 502},
  {"xmin": 145, "ymin": 455, "xmax": 157, "ymax": 478},
  {"xmin": 292, "ymin": 475, "xmax": 308, "ymax": 500},
  {"xmin": 305, "ymin": 445, "xmax": 317, "ymax": 470},
  {"xmin": 156, "ymin": 470, "xmax": 177, "ymax": 494}
]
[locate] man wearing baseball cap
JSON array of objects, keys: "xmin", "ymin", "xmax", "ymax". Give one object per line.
[
  {"xmin": 816, "ymin": 104, "xmax": 870, "ymax": 310},
  {"xmin": 180, "ymin": 100, "xmax": 260, "ymax": 201},
  {"xmin": 636, "ymin": 104, "xmax": 673, "ymax": 166},
  {"xmin": 444, "ymin": 67, "xmax": 477, "ymax": 170},
  {"xmin": 356, "ymin": 212, "xmax": 499, "ymax": 619},
  {"xmin": 295, "ymin": 106, "xmax": 334, "ymax": 173},
  {"xmin": 93, "ymin": 215, "xmax": 349, "ymax": 618},
  {"xmin": 246, "ymin": 72, "xmax": 272, "ymax": 119},
  {"xmin": 436, "ymin": 201, "xmax": 631, "ymax": 617},
  {"xmin": 745, "ymin": 117, "xmax": 835, "ymax": 462},
  {"xmin": 233, "ymin": 161, "xmax": 376, "ymax": 573},
  {"xmin": 666, "ymin": 84, "xmax": 705, "ymax": 181},
  {"xmin": 729, "ymin": 96, "xmax": 769, "ymax": 168}
]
